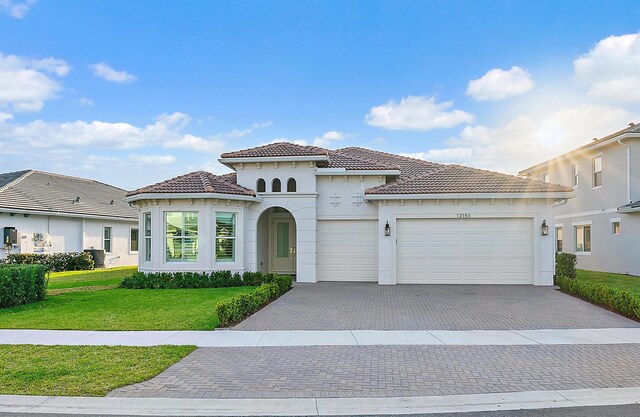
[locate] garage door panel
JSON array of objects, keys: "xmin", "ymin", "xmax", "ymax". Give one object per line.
[
  {"xmin": 317, "ymin": 220, "xmax": 378, "ymax": 282},
  {"xmin": 397, "ymin": 218, "xmax": 533, "ymax": 284}
]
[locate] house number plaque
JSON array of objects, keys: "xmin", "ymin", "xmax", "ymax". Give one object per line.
[{"xmin": 456, "ymin": 213, "xmax": 471, "ymax": 219}]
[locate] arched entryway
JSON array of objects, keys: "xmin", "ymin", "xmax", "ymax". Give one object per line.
[{"xmin": 256, "ymin": 207, "xmax": 297, "ymax": 277}]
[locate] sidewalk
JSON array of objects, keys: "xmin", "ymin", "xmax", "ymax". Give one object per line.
[
  {"xmin": 2, "ymin": 387, "xmax": 640, "ymax": 416},
  {"xmin": 1, "ymin": 328, "xmax": 640, "ymax": 346}
]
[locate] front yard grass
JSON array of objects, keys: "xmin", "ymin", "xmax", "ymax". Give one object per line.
[
  {"xmin": 0, "ymin": 344, "xmax": 195, "ymax": 396},
  {"xmin": 47, "ymin": 266, "xmax": 137, "ymax": 294},
  {"xmin": 577, "ymin": 269, "xmax": 640, "ymax": 297},
  {"xmin": 0, "ymin": 286, "xmax": 256, "ymax": 330}
]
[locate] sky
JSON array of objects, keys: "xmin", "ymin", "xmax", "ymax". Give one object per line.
[{"xmin": 1, "ymin": 0, "xmax": 640, "ymax": 190}]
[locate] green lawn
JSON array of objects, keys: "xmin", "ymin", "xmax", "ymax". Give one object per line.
[
  {"xmin": 577, "ymin": 269, "xmax": 640, "ymax": 297},
  {"xmin": 0, "ymin": 266, "xmax": 256, "ymax": 330},
  {"xmin": 0, "ymin": 344, "xmax": 195, "ymax": 396},
  {"xmin": 47, "ymin": 266, "xmax": 137, "ymax": 294},
  {"xmin": 0, "ymin": 286, "xmax": 255, "ymax": 330}
]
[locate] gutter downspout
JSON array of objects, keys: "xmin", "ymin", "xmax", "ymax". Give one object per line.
[{"xmin": 617, "ymin": 138, "xmax": 631, "ymax": 203}]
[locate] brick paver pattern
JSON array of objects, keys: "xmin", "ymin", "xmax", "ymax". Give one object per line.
[
  {"xmin": 234, "ymin": 283, "xmax": 639, "ymax": 330},
  {"xmin": 109, "ymin": 344, "xmax": 640, "ymax": 399}
]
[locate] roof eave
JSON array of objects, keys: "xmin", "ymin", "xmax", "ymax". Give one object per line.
[
  {"xmin": 124, "ymin": 192, "xmax": 261, "ymax": 203},
  {"xmin": 315, "ymin": 168, "xmax": 401, "ymax": 176},
  {"xmin": 364, "ymin": 191, "xmax": 576, "ymax": 200},
  {"xmin": 219, "ymin": 155, "xmax": 330, "ymax": 168},
  {"xmin": 519, "ymin": 132, "xmax": 640, "ymax": 175},
  {"xmin": 0, "ymin": 206, "xmax": 138, "ymax": 221}
]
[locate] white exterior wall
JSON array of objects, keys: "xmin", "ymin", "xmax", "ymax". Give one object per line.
[
  {"xmin": 376, "ymin": 198, "xmax": 556, "ymax": 286},
  {"xmin": 0, "ymin": 212, "xmax": 137, "ymax": 267},
  {"xmin": 525, "ymin": 138, "xmax": 640, "ymax": 276}
]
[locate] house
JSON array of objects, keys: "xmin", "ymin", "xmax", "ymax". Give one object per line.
[
  {"xmin": 125, "ymin": 143, "xmax": 574, "ymax": 285},
  {"xmin": 519, "ymin": 123, "xmax": 640, "ymax": 276},
  {"xmin": 0, "ymin": 170, "xmax": 139, "ymax": 267}
]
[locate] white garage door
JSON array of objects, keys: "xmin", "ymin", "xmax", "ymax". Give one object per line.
[
  {"xmin": 397, "ymin": 218, "xmax": 533, "ymax": 284},
  {"xmin": 317, "ymin": 220, "xmax": 378, "ymax": 282}
]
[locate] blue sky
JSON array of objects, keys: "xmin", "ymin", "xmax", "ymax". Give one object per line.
[{"xmin": 1, "ymin": 0, "xmax": 639, "ymax": 189}]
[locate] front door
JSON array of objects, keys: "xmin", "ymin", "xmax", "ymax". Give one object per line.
[{"xmin": 271, "ymin": 218, "xmax": 296, "ymax": 274}]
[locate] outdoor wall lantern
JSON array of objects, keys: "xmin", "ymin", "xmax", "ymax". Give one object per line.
[
  {"xmin": 384, "ymin": 221, "xmax": 391, "ymax": 237},
  {"xmin": 541, "ymin": 220, "xmax": 549, "ymax": 236}
]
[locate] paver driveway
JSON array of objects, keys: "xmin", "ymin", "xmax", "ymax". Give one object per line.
[{"xmin": 234, "ymin": 283, "xmax": 639, "ymax": 330}]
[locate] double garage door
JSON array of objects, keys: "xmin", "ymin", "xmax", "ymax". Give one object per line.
[
  {"xmin": 316, "ymin": 218, "xmax": 533, "ymax": 284},
  {"xmin": 397, "ymin": 218, "xmax": 533, "ymax": 284}
]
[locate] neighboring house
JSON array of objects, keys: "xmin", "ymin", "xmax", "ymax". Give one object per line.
[
  {"xmin": 519, "ymin": 123, "xmax": 640, "ymax": 276},
  {"xmin": 125, "ymin": 143, "xmax": 573, "ymax": 285},
  {"xmin": 0, "ymin": 170, "xmax": 139, "ymax": 267}
]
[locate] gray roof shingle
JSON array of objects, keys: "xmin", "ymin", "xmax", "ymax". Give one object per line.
[{"xmin": 0, "ymin": 170, "xmax": 138, "ymax": 219}]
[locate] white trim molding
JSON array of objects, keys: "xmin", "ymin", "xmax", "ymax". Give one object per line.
[
  {"xmin": 219, "ymin": 155, "xmax": 330, "ymax": 166},
  {"xmin": 315, "ymin": 168, "xmax": 401, "ymax": 176},
  {"xmin": 571, "ymin": 220, "xmax": 593, "ymax": 226},
  {"xmin": 125, "ymin": 193, "xmax": 262, "ymax": 204},
  {"xmin": 555, "ymin": 207, "xmax": 618, "ymax": 219},
  {"xmin": 365, "ymin": 192, "xmax": 575, "ymax": 201}
]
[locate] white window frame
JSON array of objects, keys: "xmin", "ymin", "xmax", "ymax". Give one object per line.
[
  {"xmin": 573, "ymin": 222, "xmax": 592, "ymax": 255},
  {"xmin": 143, "ymin": 212, "xmax": 152, "ymax": 262},
  {"xmin": 592, "ymin": 154, "xmax": 602, "ymax": 189},
  {"xmin": 555, "ymin": 226, "xmax": 563, "ymax": 253},
  {"xmin": 572, "ymin": 163, "xmax": 579, "ymax": 188},
  {"xmin": 129, "ymin": 227, "xmax": 139, "ymax": 254},
  {"xmin": 542, "ymin": 173, "xmax": 549, "ymax": 183},
  {"xmin": 215, "ymin": 212, "xmax": 236, "ymax": 263},
  {"xmin": 610, "ymin": 218, "xmax": 621, "ymax": 236},
  {"xmin": 103, "ymin": 226, "xmax": 112, "ymax": 254},
  {"xmin": 164, "ymin": 211, "xmax": 199, "ymax": 263}
]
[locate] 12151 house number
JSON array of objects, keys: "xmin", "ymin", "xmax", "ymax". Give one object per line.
[{"xmin": 456, "ymin": 213, "xmax": 471, "ymax": 219}]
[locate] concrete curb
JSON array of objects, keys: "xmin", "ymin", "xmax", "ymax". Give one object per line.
[
  {"xmin": 1, "ymin": 387, "xmax": 639, "ymax": 416},
  {"xmin": 1, "ymin": 328, "xmax": 640, "ymax": 347}
]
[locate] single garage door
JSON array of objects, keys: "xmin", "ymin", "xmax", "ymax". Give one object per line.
[
  {"xmin": 317, "ymin": 220, "xmax": 378, "ymax": 282},
  {"xmin": 397, "ymin": 218, "xmax": 533, "ymax": 284}
]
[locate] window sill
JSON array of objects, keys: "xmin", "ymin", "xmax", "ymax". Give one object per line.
[
  {"xmin": 591, "ymin": 186, "xmax": 602, "ymax": 190},
  {"xmin": 575, "ymin": 251, "xmax": 591, "ymax": 256}
]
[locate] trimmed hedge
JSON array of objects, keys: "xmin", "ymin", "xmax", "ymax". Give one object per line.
[
  {"xmin": 555, "ymin": 252, "xmax": 577, "ymax": 279},
  {"xmin": 120, "ymin": 270, "xmax": 284, "ymax": 289},
  {"xmin": 5, "ymin": 252, "xmax": 94, "ymax": 272},
  {"xmin": 0, "ymin": 264, "xmax": 48, "ymax": 308},
  {"xmin": 215, "ymin": 274, "xmax": 292, "ymax": 327},
  {"xmin": 556, "ymin": 275, "xmax": 640, "ymax": 321}
]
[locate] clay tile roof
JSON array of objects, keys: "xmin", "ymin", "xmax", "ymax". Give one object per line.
[
  {"xmin": 126, "ymin": 171, "xmax": 255, "ymax": 197},
  {"xmin": 366, "ymin": 165, "xmax": 574, "ymax": 195},
  {"xmin": 0, "ymin": 170, "xmax": 138, "ymax": 219},
  {"xmin": 336, "ymin": 147, "xmax": 446, "ymax": 178},
  {"xmin": 327, "ymin": 150, "xmax": 400, "ymax": 171},
  {"xmin": 220, "ymin": 142, "xmax": 329, "ymax": 158}
]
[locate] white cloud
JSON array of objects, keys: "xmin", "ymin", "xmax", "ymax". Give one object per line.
[
  {"xmin": 409, "ymin": 105, "xmax": 638, "ymax": 174},
  {"xmin": 0, "ymin": 52, "xmax": 70, "ymax": 112},
  {"xmin": 0, "ymin": 112, "xmax": 13, "ymax": 122},
  {"xmin": 227, "ymin": 121, "xmax": 273, "ymax": 138},
  {"xmin": 129, "ymin": 154, "xmax": 176, "ymax": 164},
  {"xmin": 313, "ymin": 130, "xmax": 345, "ymax": 147},
  {"xmin": 365, "ymin": 95, "xmax": 474, "ymax": 131},
  {"xmin": 0, "ymin": 112, "xmax": 206, "ymax": 150},
  {"xmin": 574, "ymin": 33, "xmax": 640, "ymax": 103},
  {"xmin": 90, "ymin": 62, "xmax": 137, "ymax": 83},
  {"xmin": 164, "ymin": 134, "xmax": 225, "ymax": 152},
  {"xmin": 79, "ymin": 97, "xmax": 93, "ymax": 107},
  {"xmin": 466, "ymin": 66, "xmax": 534, "ymax": 101},
  {"xmin": 0, "ymin": 0, "xmax": 35, "ymax": 19}
]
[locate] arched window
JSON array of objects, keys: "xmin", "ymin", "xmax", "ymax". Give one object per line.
[
  {"xmin": 256, "ymin": 178, "xmax": 266, "ymax": 193},
  {"xmin": 287, "ymin": 178, "xmax": 297, "ymax": 192},
  {"xmin": 272, "ymin": 178, "xmax": 281, "ymax": 192}
]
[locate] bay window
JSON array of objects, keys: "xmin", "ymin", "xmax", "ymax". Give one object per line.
[{"xmin": 165, "ymin": 211, "xmax": 198, "ymax": 262}]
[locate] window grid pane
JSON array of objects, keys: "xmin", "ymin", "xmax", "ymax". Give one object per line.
[
  {"xmin": 130, "ymin": 228, "xmax": 139, "ymax": 252},
  {"xmin": 216, "ymin": 212, "xmax": 236, "ymax": 262},
  {"xmin": 165, "ymin": 212, "xmax": 198, "ymax": 262}
]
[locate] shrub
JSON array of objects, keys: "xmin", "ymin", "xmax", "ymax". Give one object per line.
[
  {"xmin": 215, "ymin": 274, "xmax": 292, "ymax": 327},
  {"xmin": 120, "ymin": 270, "xmax": 288, "ymax": 290},
  {"xmin": 556, "ymin": 252, "xmax": 577, "ymax": 279},
  {"xmin": 556, "ymin": 275, "xmax": 640, "ymax": 321},
  {"xmin": 5, "ymin": 252, "xmax": 94, "ymax": 272},
  {"xmin": 0, "ymin": 264, "xmax": 48, "ymax": 308}
]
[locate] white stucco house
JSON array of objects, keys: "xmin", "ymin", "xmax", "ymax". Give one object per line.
[
  {"xmin": 125, "ymin": 143, "xmax": 574, "ymax": 285},
  {"xmin": 0, "ymin": 170, "xmax": 139, "ymax": 267},
  {"xmin": 519, "ymin": 123, "xmax": 640, "ymax": 276}
]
